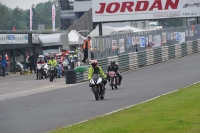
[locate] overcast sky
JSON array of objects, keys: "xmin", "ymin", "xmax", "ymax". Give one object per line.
[{"xmin": 0, "ymin": 0, "xmax": 49, "ymax": 9}]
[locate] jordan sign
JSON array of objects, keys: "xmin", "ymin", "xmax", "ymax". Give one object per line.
[{"xmin": 92, "ymin": 0, "xmax": 200, "ymax": 22}]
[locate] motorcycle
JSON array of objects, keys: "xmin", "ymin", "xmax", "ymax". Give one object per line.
[
  {"xmin": 43, "ymin": 63, "xmax": 49, "ymax": 79},
  {"xmin": 36, "ymin": 64, "xmax": 44, "ymax": 80},
  {"xmin": 62, "ymin": 59, "xmax": 69, "ymax": 76},
  {"xmin": 89, "ymin": 74, "xmax": 105, "ymax": 100},
  {"xmin": 108, "ymin": 71, "xmax": 119, "ymax": 90},
  {"xmin": 49, "ymin": 65, "xmax": 56, "ymax": 82}
]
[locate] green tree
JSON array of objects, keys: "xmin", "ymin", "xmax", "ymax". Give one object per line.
[
  {"xmin": 0, "ymin": 3, "xmax": 12, "ymax": 30},
  {"xmin": 0, "ymin": 1, "xmax": 60, "ymax": 30},
  {"xmin": 27, "ymin": 1, "xmax": 60, "ymax": 30},
  {"xmin": 11, "ymin": 7, "xmax": 28, "ymax": 30}
]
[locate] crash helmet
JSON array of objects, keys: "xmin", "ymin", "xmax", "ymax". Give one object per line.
[
  {"xmin": 38, "ymin": 55, "xmax": 43, "ymax": 61},
  {"xmin": 110, "ymin": 60, "xmax": 115, "ymax": 67},
  {"xmin": 50, "ymin": 55, "xmax": 54, "ymax": 60},
  {"xmin": 91, "ymin": 60, "xmax": 98, "ymax": 68}
]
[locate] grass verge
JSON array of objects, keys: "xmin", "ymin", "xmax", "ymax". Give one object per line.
[{"xmin": 49, "ymin": 83, "xmax": 200, "ymax": 133}]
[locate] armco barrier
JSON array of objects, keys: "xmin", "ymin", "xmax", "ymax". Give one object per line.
[
  {"xmin": 168, "ymin": 45, "xmax": 175, "ymax": 60},
  {"xmin": 128, "ymin": 52, "xmax": 138, "ymax": 69},
  {"xmin": 137, "ymin": 51, "xmax": 146, "ymax": 67},
  {"xmin": 146, "ymin": 49, "xmax": 154, "ymax": 66},
  {"xmin": 175, "ymin": 44, "xmax": 181, "ymax": 58},
  {"xmin": 181, "ymin": 43, "xmax": 187, "ymax": 57},
  {"xmin": 76, "ymin": 39, "xmax": 200, "ymax": 83},
  {"xmin": 154, "ymin": 47, "xmax": 162, "ymax": 64},
  {"xmin": 161, "ymin": 46, "xmax": 169, "ymax": 62},
  {"xmin": 119, "ymin": 54, "xmax": 129, "ymax": 72},
  {"xmin": 192, "ymin": 41, "xmax": 198, "ymax": 53}
]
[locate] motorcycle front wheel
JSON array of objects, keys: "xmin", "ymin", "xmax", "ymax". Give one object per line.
[
  {"xmin": 38, "ymin": 71, "xmax": 41, "ymax": 80},
  {"xmin": 93, "ymin": 86, "xmax": 99, "ymax": 100},
  {"xmin": 49, "ymin": 73, "xmax": 53, "ymax": 82}
]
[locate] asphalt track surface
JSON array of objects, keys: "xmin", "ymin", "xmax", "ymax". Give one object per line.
[{"xmin": 1, "ymin": 53, "xmax": 200, "ymax": 133}]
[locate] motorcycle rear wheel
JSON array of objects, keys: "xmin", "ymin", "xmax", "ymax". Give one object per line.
[{"xmin": 115, "ymin": 77, "xmax": 118, "ymax": 89}]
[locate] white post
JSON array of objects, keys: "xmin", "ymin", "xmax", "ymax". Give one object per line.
[
  {"xmin": 52, "ymin": 4, "xmax": 56, "ymax": 31},
  {"xmin": 30, "ymin": 7, "xmax": 33, "ymax": 31}
]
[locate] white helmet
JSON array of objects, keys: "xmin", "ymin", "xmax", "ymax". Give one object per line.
[{"xmin": 39, "ymin": 55, "xmax": 44, "ymax": 58}]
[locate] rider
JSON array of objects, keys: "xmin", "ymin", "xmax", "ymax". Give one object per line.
[
  {"xmin": 56, "ymin": 55, "xmax": 62, "ymax": 78},
  {"xmin": 36, "ymin": 55, "xmax": 45, "ymax": 79},
  {"xmin": 88, "ymin": 60, "xmax": 107, "ymax": 89},
  {"xmin": 107, "ymin": 60, "xmax": 122, "ymax": 85},
  {"xmin": 48, "ymin": 56, "xmax": 58, "ymax": 76},
  {"xmin": 44, "ymin": 53, "xmax": 49, "ymax": 63},
  {"xmin": 69, "ymin": 51, "xmax": 78, "ymax": 67}
]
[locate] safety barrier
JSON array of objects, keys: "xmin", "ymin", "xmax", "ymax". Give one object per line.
[{"xmin": 76, "ymin": 39, "xmax": 200, "ymax": 83}]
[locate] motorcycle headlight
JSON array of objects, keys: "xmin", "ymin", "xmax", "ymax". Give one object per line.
[
  {"xmin": 97, "ymin": 77, "xmax": 102, "ymax": 84},
  {"xmin": 90, "ymin": 79, "xmax": 95, "ymax": 84}
]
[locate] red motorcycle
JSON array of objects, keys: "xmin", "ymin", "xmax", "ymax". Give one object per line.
[{"xmin": 108, "ymin": 71, "xmax": 119, "ymax": 90}]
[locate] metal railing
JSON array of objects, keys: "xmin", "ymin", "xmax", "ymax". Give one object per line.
[{"xmin": 91, "ymin": 24, "xmax": 200, "ymax": 59}]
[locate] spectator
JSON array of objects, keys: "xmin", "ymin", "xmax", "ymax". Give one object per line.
[
  {"xmin": 82, "ymin": 36, "xmax": 91, "ymax": 63},
  {"xmin": 147, "ymin": 44, "xmax": 151, "ymax": 49},
  {"xmin": 136, "ymin": 44, "xmax": 138, "ymax": 52},
  {"xmin": 192, "ymin": 23, "xmax": 195, "ymax": 31},
  {"xmin": 26, "ymin": 52, "xmax": 29, "ymax": 69},
  {"xmin": 1, "ymin": 56, "xmax": 7, "ymax": 77},
  {"xmin": 0, "ymin": 55, "xmax": 2, "ymax": 68},
  {"xmin": 75, "ymin": 46, "xmax": 79, "ymax": 55},
  {"xmin": 0, "ymin": 55, "xmax": 2, "ymax": 61},
  {"xmin": 44, "ymin": 53, "xmax": 49, "ymax": 63},
  {"xmin": 5, "ymin": 53, "xmax": 9, "ymax": 61},
  {"xmin": 28, "ymin": 53, "xmax": 35, "ymax": 73}
]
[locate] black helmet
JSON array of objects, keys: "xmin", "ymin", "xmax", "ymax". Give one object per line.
[
  {"xmin": 91, "ymin": 60, "xmax": 98, "ymax": 68},
  {"xmin": 50, "ymin": 56, "xmax": 54, "ymax": 60},
  {"xmin": 110, "ymin": 60, "xmax": 115, "ymax": 66}
]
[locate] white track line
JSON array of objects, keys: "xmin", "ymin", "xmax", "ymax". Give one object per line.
[
  {"xmin": 0, "ymin": 85, "xmax": 55, "ymax": 101},
  {"xmin": 62, "ymin": 81, "xmax": 200, "ymax": 129}
]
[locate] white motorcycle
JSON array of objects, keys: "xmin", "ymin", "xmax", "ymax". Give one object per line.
[
  {"xmin": 62, "ymin": 59, "xmax": 69, "ymax": 76},
  {"xmin": 89, "ymin": 74, "xmax": 105, "ymax": 100},
  {"xmin": 49, "ymin": 65, "xmax": 56, "ymax": 82},
  {"xmin": 36, "ymin": 64, "xmax": 44, "ymax": 80},
  {"xmin": 43, "ymin": 63, "xmax": 49, "ymax": 79}
]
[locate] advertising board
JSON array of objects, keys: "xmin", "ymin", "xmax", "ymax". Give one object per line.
[
  {"xmin": 0, "ymin": 34, "xmax": 28, "ymax": 44},
  {"xmin": 92, "ymin": 0, "xmax": 200, "ymax": 22}
]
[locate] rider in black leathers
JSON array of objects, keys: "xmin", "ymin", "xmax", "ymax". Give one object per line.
[{"xmin": 107, "ymin": 60, "xmax": 122, "ymax": 85}]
